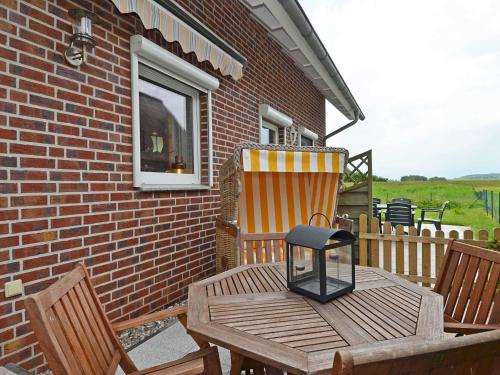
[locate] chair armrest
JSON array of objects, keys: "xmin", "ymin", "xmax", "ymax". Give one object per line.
[
  {"xmin": 112, "ymin": 305, "xmax": 187, "ymax": 333},
  {"xmin": 444, "ymin": 322, "xmax": 500, "ymax": 335},
  {"xmin": 421, "ymin": 208, "xmax": 440, "ymax": 213}
]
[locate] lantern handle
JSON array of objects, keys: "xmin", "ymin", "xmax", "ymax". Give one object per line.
[{"xmin": 308, "ymin": 212, "xmax": 331, "ymax": 228}]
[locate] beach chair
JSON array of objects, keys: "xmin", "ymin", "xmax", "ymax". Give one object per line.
[{"xmin": 216, "ymin": 143, "xmax": 351, "ymax": 270}]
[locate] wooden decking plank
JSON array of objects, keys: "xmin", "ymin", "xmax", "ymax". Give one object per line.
[
  {"xmin": 226, "ymin": 276, "xmax": 238, "ymax": 295},
  {"xmin": 253, "ymin": 266, "xmax": 281, "ymax": 292},
  {"xmin": 213, "ymin": 281, "xmax": 223, "ymax": 296},
  {"xmin": 285, "ymin": 335, "xmax": 344, "ymax": 348},
  {"xmin": 246, "ymin": 321, "xmax": 329, "ymax": 336},
  {"xmin": 263, "ymin": 265, "xmax": 287, "ymax": 291},
  {"xmin": 340, "ymin": 295, "xmax": 405, "ymax": 338},
  {"xmin": 268, "ymin": 265, "xmax": 287, "ymax": 287},
  {"xmin": 271, "ymin": 330, "xmax": 337, "ymax": 344},
  {"xmin": 294, "ymin": 340, "xmax": 348, "ymax": 352},
  {"xmin": 231, "ymin": 274, "xmax": 245, "ymax": 294},
  {"xmin": 345, "ymin": 293, "xmax": 413, "ymax": 336},
  {"xmin": 247, "ymin": 267, "xmax": 268, "ymax": 293},
  {"xmin": 359, "ymin": 290, "xmax": 417, "ymax": 332},
  {"xmin": 260, "ymin": 325, "xmax": 334, "ymax": 340},
  {"xmin": 234, "ymin": 317, "xmax": 326, "ymax": 332},
  {"xmin": 372, "ymin": 287, "xmax": 419, "ymax": 313},
  {"xmin": 225, "ymin": 313, "xmax": 320, "ymax": 328},
  {"xmin": 236, "ymin": 272, "xmax": 252, "ymax": 294},
  {"xmin": 212, "ymin": 307, "xmax": 314, "ymax": 323},
  {"xmin": 332, "ymin": 299, "xmax": 385, "ymax": 341}
]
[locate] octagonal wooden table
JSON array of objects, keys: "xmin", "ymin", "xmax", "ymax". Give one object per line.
[{"xmin": 187, "ymin": 263, "xmax": 443, "ymax": 374}]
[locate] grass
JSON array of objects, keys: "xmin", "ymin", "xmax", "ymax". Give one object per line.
[{"xmin": 373, "ymin": 180, "xmax": 500, "ymax": 236}]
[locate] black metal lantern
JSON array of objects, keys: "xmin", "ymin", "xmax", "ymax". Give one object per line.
[{"xmin": 285, "ymin": 225, "xmax": 356, "ymax": 303}]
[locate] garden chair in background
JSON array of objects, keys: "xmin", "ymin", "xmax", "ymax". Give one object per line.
[
  {"xmin": 433, "ymin": 240, "xmax": 500, "ymax": 335},
  {"xmin": 386, "ymin": 202, "xmax": 414, "ymax": 229},
  {"xmin": 372, "ymin": 197, "xmax": 382, "ymax": 232},
  {"xmin": 391, "ymin": 197, "xmax": 412, "ymax": 204},
  {"xmin": 332, "ymin": 328, "xmax": 500, "ymax": 375},
  {"xmin": 417, "ymin": 200, "xmax": 449, "ymax": 235},
  {"xmin": 24, "ymin": 263, "xmax": 222, "ymax": 375}
]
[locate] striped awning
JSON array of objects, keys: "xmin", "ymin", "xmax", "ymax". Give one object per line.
[
  {"xmin": 110, "ymin": 0, "xmax": 244, "ymax": 80},
  {"xmin": 242, "ymin": 149, "xmax": 345, "ymax": 173}
]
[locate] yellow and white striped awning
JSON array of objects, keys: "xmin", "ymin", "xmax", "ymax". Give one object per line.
[
  {"xmin": 242, "ymin": 149, "xmax": 345, "ymax": 173},
  {"xmin": 238, "ymin": 149, "xmax": 346, "ymax": 234},
  {"xmin": 110, "ymin": 0, "xmax": 244, "ymax": 80}
]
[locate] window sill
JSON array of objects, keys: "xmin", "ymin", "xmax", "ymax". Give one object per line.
[{"xmin": 137, "ymin": 184, "xmax": 211, "ymax": 191}]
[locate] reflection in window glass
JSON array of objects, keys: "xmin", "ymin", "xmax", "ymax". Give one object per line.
[
  {"xmin": 261, "ymin": 122, "xmax": 278, "ymax": 144},
  {"xmin": 301, "ymin": 135, "xmax": 313, "ymax": 146},
  {"xmin": 138, "ymin": 73, "xmax": 194, "ymax": 174}
]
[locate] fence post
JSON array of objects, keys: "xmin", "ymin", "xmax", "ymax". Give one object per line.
[
  {"xmin": 491, "ymin": 191, "xmax": 494, "ymax": 219},
  {"xmin": 485, "ymin": 190, "xmax": 488, "ymax": 214},
  {"xmin": 359, "ymin": 214, "xmax": 368, "ymax": 266},
  {"xmin": 498, "ymin": 192, "xmax": 500, "ymax": 222}
]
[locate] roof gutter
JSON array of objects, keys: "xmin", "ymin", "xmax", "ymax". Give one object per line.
[
  {"xmin": 279, "ymin": 0, "xmax": 365, "ymax": 121},
  {"xmin": 323, "ymin": 112, "xmax": 359, "ymax": 144}
]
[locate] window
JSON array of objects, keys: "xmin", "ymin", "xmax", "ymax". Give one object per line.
[
  {"xmin": 300, "ymin": 127, "xmax": 318, "ymax": 147},
  {"xmin": 131, "ymin": 35, "xmax": 219, "ymax": 190},
  {"xmin": 139, "ymin": 64, "xmax": 198, "ymax": 177},
  {"xmin": 258, "ymin": 104, "xmax": 293, "ymax": 145},
  {"xmin": 261, "ymin": 120, "xmax": 279, "ymax": 144},
  {"xmin": 300, "ymin": 135, "xmax": 314, "ymax": 146}
]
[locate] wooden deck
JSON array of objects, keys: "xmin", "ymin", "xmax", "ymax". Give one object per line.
[{"xmin": 187, "ymin": 263, "xmax": 443, "ymax": 374}]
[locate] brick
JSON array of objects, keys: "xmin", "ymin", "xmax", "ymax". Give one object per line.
[{"xmin": 12, "ymin": 220, "xmax": 48, "ymax": 233}]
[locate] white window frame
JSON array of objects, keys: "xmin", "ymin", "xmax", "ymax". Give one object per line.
[
  {"xmin": 261, "ymin": 120, "xmax": 279, "ymax": 145},
  {"xmin": 258, "ymin": 104, "xmax": 292, "ymax": 144},
  {"xmin": 130, "ymin": 35, "xmax": 219, "ymax": 191},
  {"xmin": 300, "ymin": 127, "xmax": 318, "ymax": 146}
]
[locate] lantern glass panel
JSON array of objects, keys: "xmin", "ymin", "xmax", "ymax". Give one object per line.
[
  {"xmin": 290, "ymin": 247, "xmax": 322, "ymax": 294},
  {"xmin": 325, "ymin": 242, "xmax": 353, "ymax": 294}
]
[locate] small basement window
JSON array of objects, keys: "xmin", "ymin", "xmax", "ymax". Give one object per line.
[{"xmin": 131, "ymin": 35, "xmax": 219, "ymax": 190}]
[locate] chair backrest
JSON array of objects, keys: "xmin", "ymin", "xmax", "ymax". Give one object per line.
[
  {"xmin": 372, "ymin": 197, "xmax": 381, "ymax": 205},
  {"xmin": 372, "ymin": 203, "xmax": 379, "ymax": 218},
  {"xmin": 438, "ymin": 200, "xmax": 449, "ymax": 220},
  {"xmin": 434, "ymin": 240, "xmax": 500, "ymax": 326},
  {"xmin": 392, "ymin": 197, "xmax": 411, "ymax": 204},
  {"xmin": 386, "ymin": 202, "xmax": 412, "ymax": 226},
  {"xmin": 24, "ymin": 263, "xmax": 137, "ymax": 375},
  {"xmin": 332, "ymin": 329, "xmax": 500, "ymax": 375}
]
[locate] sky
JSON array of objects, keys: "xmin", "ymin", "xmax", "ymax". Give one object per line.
[{"xmin": 301, "ymin": 0, "xmax": 500, "ymax": 180}]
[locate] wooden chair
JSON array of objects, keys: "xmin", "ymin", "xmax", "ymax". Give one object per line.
[
  {"xmin": 332, "ymin": 328, "xmax": 500, "ymax": 375},
  {"xmin": 434, "ymin": 240, "xmax": 500, "ymax": 334},
  {"xmin": 24, "ymin": 263, "xmax": 222, "ymax": 375},
  {"xmin": 417, "ymin": 200, "xmax": 449, "ymax": 235},
  {"xmin": 386, "ymin": 202, "xmax": 414, "ymax": 228}
]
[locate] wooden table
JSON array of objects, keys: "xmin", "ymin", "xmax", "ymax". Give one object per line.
[{"xmin": 187, "ymin": 264, "xmax": 443, "ymax": 374}]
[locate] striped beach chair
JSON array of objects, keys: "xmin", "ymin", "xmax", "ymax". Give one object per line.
[{"xmin": 216, "ymin": 143, "xmax": 351, "ymax": 272}]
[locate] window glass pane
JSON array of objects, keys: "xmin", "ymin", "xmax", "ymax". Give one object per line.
[
  {"xmin": 301, "ymin": 136, "xmax": 313, "ymax": 146},
  {"xmin": 261, "ymin": 126, "xmax": 277, "ymax": 144},
  {"xmin": 138, "ymin": 76, "xmax": 194, "ymax": 174}
]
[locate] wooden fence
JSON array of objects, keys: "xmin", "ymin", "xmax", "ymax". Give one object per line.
[{"xmin": 358, "ymin": 214, "xmax": 500, "ymax": 286}]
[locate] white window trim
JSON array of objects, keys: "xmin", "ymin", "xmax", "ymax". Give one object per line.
[
  {"xmin": 300, "ymin": 127, "xmax": 318, "ymax": 146},
  {"xmin": 258, "ymin": 104, "xmax": 292, "ymax": 144},
  {"xmin": 130, "ymin": 35, "xmax": 219, "ymax": 191},
  {"xmin": 261, "ymin": 120, "xmax": 279, "ymax": 145}
]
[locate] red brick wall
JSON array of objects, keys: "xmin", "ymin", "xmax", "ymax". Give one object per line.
[{"xmin": 0, "ymin": 0, "xmax": 326, "ymax": 371}]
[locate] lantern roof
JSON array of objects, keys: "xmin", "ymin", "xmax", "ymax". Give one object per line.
[{"xmin": 285, "ymin": 225, "xmax": 355, "ymax": 249}]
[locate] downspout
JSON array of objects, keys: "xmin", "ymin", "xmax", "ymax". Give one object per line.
[{"xmin": 323, "ymin": 112, "xmax": 359, "ymax": 145}]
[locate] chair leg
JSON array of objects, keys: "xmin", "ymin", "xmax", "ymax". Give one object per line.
[
  {"xmin": 230, "ymin": 351, "xmax": 245, "ymax": 375},
  {"xmin": 417, "ymin": 221, "xmax": 422, "ymax": 236},
  {"xmin": 435, "ymin": 222, "xmax": 442, "ymax": 231},
  {"xmin": 203, "ymin": 346, "xmax": 222, "ymax": 375}
]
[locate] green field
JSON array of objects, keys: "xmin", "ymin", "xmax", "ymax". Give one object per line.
[{"xmin": 373, "ymin": 180, "xmax": 500, "ymax": 235}]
